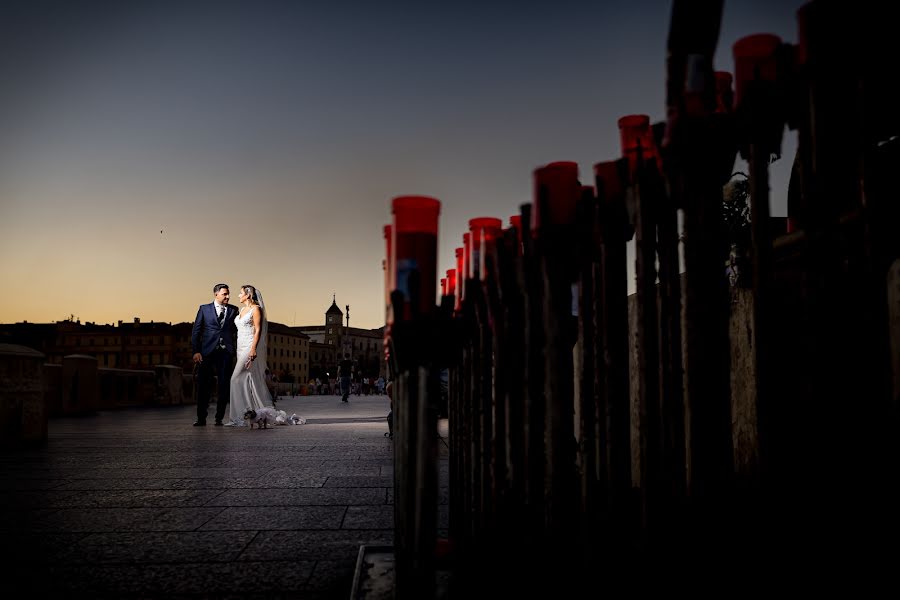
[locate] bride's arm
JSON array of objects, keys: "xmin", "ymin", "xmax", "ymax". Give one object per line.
[{"xmin": 249, "ymin": 307, "xmax": 261, "ymax": 362}]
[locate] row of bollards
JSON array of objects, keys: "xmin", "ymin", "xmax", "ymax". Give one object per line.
[{"xmin": 380, "ymin": 0, "xmax": 899, "ymax": 596}]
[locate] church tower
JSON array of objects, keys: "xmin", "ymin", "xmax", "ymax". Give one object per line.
[{"xmin": 324, "ymin": 295, "xmax": 343, "ymax": 349}]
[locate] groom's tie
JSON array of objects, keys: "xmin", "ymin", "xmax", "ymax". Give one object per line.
[{"xmin": 216, "ymin": 306, "xmax": 226, "ymax": 350}]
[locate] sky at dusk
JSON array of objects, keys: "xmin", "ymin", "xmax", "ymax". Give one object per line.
[{"xmin": 0, "ymin": 0, "xmax": 804, "ymax": 329}]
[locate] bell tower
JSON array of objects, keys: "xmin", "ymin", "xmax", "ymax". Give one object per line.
[{"xmin": 324, "ymin": 294, "xmax": 343, "ymax": 349}]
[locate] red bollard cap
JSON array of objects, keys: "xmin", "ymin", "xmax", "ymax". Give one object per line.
[
  {"xmin": 593, "ymin": 160, "xmax": 624, "ymax": 201},
  {"xmin": 462, "ymin": 233, "xmax": 471, "ymax": 280},
  {"xmin": 532, "ymin": 161, "xmax": 579, "ymax": 236},
  {"xmin": 391, "ymin": 196, "xmax": 441, "ymax": 234},
  {"xmin": 732, "ymin": 34, "xmax": 782, "ymax": 109},
  {"xmin": 455, "ymin": 246, "xmax": 464, "ymax": 309},
  {"xmin": 468, "ymin": 217, "xmax": 502, "ymax": 278},
  {"xmin": 477, "ymin": 221, "xmax": 504, "ymax": 281},
  {"xmin": 509, "ymin": 214, "xmax": 523, "ymax": 249},
  {"xmin": 391, "ymin": 196, "xmax": 441, "ymax": 318},
  {"xmin": 446, "ymin": 268, "xmax": 457, "ymax": 297},
  {"xmin": 618, "ymin": 115, "xmax": 659, "ymax": 176}
]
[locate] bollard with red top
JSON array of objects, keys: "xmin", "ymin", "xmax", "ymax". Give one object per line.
[
  {"xmin": 664, "ymin": 0, "xmax": 736, "ymax": 557},
  {"xmin": 473, "ymin": 218, "xmax": 503, "ymax": 285},
  {"xmin": 388, "ymin": 195, "xmax": 444, "ymax": 600},
  {"xmin": 531, "ymin": 160, "xmax": 581, "ymax": 566},
  {"xmin": 445, "ymin": 268, "xmax": 456, "ymax": 299},
  {"xmin": 618, "ymin": 115, "xmax": 662, "ymax": 180},
  {"xmin": 592, "ymin": 158, "xmax": 633, "ymax": 555},
  {"xmin": 454, "ymin": 247, "xmax": 464, "ymax": 311},
  {"xmin": 391, "ymin": 196, "xmax": 441, "ymax": 320},
  {"xmin": 531, "ymin": 161, "xmax": 580, "ymax": 243}
]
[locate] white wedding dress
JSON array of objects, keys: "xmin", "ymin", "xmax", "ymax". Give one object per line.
[{"xmin": 227, "ymin": 306, "xmax": 274, "ymax": 426}]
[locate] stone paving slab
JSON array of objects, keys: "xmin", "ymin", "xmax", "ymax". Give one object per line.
[
  {"xmin": 241, "ymin": 530, "xmax": 394, "ymax": 561},
  {"xmin": 200, "ymin": 505, "xmax": 347, "ymax": 530},
  {"xmin": 325, "ymin": 476, "xmax": 394, "ymax": 488},
  {"xmin": 169, "ymin": 476, "xmax": 328, "ymax": 490},
  {"xmin": 343, "ymin": 505, "xmax": 394, "ymax": 529},
  {"xmin": 52, "ymin": 530, "xmax": 259, "ymax": 563},
  {"xmin": 0, "ymin": 489, "xmax": 82, "ymax": 508},
  {"xmin": 52, "ymin": 488, "xmax": 225, "ymax": 508},
  {"xmin": 208, "ymin": 487, "xmax": 386, "ymax": 506},
  {"xmin": 16, "ymin": 560, "xmax": 318, "ymax": 596},
  {"xmin": 33, "ymin": 507, "xmax": 227, "ymax": 532}
]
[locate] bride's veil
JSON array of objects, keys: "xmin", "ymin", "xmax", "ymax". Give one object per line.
[{"xmin": 253, "ymin": 288, "xmax": 270, "ymax": 382}]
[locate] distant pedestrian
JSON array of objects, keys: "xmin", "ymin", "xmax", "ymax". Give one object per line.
[
  {"xmin": 339, "ymin": 353, "xmax": 353, "ymax": 402},
  {"xmin": 265, "ymin": 369, "xmax": 277, "ymax": 406}
]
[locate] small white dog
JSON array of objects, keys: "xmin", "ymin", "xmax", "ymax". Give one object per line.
[
  {"xmin": 243, "ymin": 407, "xmax": 277, "ymax": 429},
  {"xmin": 244, "ymin": 408, "xmax": 305, "ymax": 428}
]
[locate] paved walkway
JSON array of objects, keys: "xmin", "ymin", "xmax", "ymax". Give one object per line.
[{"xmin": 0, "ymin": 394, "xmax": 413, "ymax": 599}]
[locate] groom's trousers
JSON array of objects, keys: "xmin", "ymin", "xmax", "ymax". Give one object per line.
[{"xmin": 197, "ymin": 348, "xmax": 233, "ymax": 423}]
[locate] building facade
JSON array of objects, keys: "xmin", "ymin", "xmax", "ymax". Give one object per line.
[
  {"xmin": 0, "ymin": 316, "xmax": 310, "ymax": 382},
  {"xmin": 298, "ymin": 297, "xmax": 385, "ymax": 381}
]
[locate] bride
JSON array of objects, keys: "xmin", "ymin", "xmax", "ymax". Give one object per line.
[{"xmin": 225, "ymin": 285, "xmax": 276, "ymax": 426}]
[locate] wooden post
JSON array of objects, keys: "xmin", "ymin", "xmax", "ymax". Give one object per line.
[
  {"xmin": 629, "ymin": 153, "xmax": 663, "ymax": 538},
  {"xmin": 653, "ymin": 130, "xmax": 687, "ymax": 524},
  {"xmin": 595, "ymin": 160, "xmax": 633, "ymax": 553}
]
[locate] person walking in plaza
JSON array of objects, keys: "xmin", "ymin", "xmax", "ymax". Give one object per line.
[
  {"xmin": 191, "ymin": 283, "xmax": 238, "ymax": 426},
  {"xmin": 265, "ymin": 368, "xmax": 278, "ymax": 407},
  {"xmin": 339, "ymin": 353, "xmax": 353, "ymax": 402}
]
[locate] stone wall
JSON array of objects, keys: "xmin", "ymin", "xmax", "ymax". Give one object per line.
[{"xmin": 0, "ymin": 344, "xmax": 47, "ymax": 447}]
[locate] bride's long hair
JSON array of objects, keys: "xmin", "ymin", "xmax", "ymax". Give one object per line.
[{"xmin": 241, "ymin": 285, "xmax": 261, "ymax": 308}]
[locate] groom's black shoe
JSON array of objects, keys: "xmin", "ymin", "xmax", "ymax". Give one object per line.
[
  {"xmin": 193, "ymin": 421, "xmax": 206, "ymax": 426},
  {"xmin": 214, "ymin": 420, "xmax": 223, "ymax": 426}
]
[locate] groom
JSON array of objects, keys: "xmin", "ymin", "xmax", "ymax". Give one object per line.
[{"xmin": 191, "ymin": 283, "xmax": 238, "ymax": 426}]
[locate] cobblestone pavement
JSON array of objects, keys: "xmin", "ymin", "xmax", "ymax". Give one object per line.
[{"xmin": 0, "ymin": 394, "xmax": 431, "ymax": 599}]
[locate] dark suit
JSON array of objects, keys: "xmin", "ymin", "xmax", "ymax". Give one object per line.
[{"xmin": 191, "ymin": 303, "xmax": 238, "ymax": 423}]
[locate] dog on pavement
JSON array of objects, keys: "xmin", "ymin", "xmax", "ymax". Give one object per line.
[{"xmin": 243, "ymin": 407, "xmax": 278, "ymax": 429}]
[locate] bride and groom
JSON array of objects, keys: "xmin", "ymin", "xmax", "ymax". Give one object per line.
[{"xmin": 190, "ymin": 283, "xmax": 279, "ymax": 427}]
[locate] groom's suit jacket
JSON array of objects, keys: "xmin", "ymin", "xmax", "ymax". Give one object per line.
[{"xmin": 191, "ymin": 303, "xmax": 238, "ymax": 357}]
